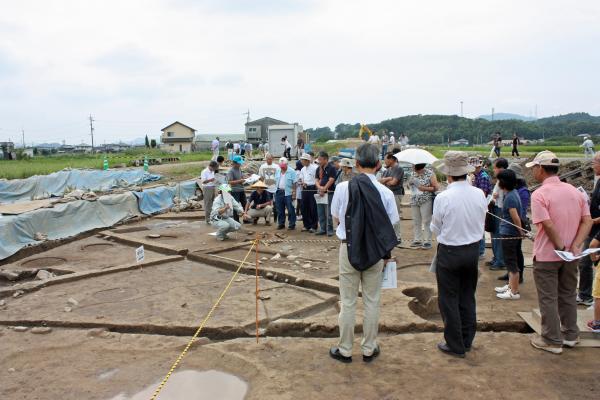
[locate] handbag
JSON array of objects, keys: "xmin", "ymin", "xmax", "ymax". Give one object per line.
[{"xmin": 484, "ymin": 203, "xmax": 497, "ymax": 233}]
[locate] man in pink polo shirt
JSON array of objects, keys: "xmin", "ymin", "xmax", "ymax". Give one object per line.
[{"xmin": 526, "ymin": 151, "xmax": 592, "ymax": 354}]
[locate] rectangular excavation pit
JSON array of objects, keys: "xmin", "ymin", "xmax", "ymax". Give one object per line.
[
  {"xmin": 106, "ymin": 220, "xmax": 252, "ymax": 253},
  {"xmin": 0, "ymin": 259, "xmax": 336, "ymax": 337},
  {"xmin": 207, "ymin": 245, "xmax": 339, "ymax": 281},
  {"xmin": 0, "ymin": 237, "xmax": 167, "ymax": 275}
]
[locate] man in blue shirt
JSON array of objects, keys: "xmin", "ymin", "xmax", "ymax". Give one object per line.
[
  {"xmin": 315, "ymin": 151, "xmax": 337, "ymax": 236},
  {"xmin": 275, "ymin": 157, "xmax": 298, "ymax": 230}
]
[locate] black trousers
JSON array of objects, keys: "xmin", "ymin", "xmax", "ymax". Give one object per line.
[
  {"xmin": 231, "ymin": 191, "xmax": 247, "ymax": 222},
  {"xmin": 512, "ymin": 146, "xmax": 519, "ymax": 157},
  {"xmin": 436, "ymin": 241, "xmax": 479, "ymax": 354},
  {"xmin": 301, "ymin": 185, "xmax": 318, "ymax": 230}
]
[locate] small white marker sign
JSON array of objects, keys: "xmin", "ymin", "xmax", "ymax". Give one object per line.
[{"xmin": 136, "ymin": 245, "xmax": 145, "ymax": 263}]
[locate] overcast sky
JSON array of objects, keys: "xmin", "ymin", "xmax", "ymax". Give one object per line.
[{"xmin": 1, "ymin": 0, "xmax": 599, "ymax": 144}]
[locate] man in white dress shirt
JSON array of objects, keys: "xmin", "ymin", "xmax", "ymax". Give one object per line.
[
  {"xmin": 211, "ymin": 137, "xmax": 220, "ymax": 161},
  {"xmin": 200, "ymin": 160, "xmax": 219, "ymax": 225},
  {"xmin": 299, "ymin": 153, "xmax": 318, "ymax": 232},
  {"xmin": 431, "ymin": 151, "xmax": 487, "ymax": 358},
  {"xmin": 329, "ymin": 144, "xmax": 399, "ymax": 364}
]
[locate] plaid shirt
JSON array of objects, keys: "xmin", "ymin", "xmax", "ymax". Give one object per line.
[{"xmin": 473, "ymin": 170, "xmax": 492, "ymax": 197}]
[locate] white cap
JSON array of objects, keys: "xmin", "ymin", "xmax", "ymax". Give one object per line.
[{"xmin": 279, "ymin": 157, "xmax": 288, "ymax": 164}]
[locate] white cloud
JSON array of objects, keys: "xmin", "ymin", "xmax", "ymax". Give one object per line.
[{"xmin": 0, "ymin": 0, "xmax": 599, "ymax": 143}]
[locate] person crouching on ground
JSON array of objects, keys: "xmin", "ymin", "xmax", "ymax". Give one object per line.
[
  {"xmin": 244, "ymin": 181, "xmax": 273, "ymax": 225},
  {"xmin": 431, "ymin": 151, "xmax": 487, "ymax": 357},
  {"xmin": 329, "ymin": 143, "xmax": 399, "ymax": 364},
  {"xmin": 210, "ymin": 184, "xmax": 248, "ymax": 241},
  {"xmin": 493, "ymin": 169, "xmax": 524, "ymax": 300}
]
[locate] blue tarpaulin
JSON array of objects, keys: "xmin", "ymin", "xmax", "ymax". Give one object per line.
[
  {"xmin": 0, "ymin": 169, "xmax": 162, "ymax": 204},
  {"xmin": 132, "ymin": 180, "xmax": 197, "ymax": 215},
  {"xmin": 0, "ymin": 192, "xmax": 141, "ymax": 260}
]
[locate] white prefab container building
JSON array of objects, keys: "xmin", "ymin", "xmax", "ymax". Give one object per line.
[{"xmin": 267, "ymin": 124, "xmax": 303, "ymax": 157}]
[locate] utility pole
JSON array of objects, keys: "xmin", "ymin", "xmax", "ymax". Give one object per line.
[
  {"xmin": 22, "ymin": 128, "xmax": 25, "ymax": 149},
  {"xmin": 244, "ymin": 109, "xmax": 250, "ymax": 123},
  {"xmin": 535, "ymin": 104, "xmax": 538, "ymax": 120},
  {"xmin": 89, "ymin": 114, "xmax": 95, "ymax": 151},
  {"xmin": 460, "ymin": 101, "xmax": 463, "ymax": 117},
  {"xmin": 491, "ymin": 107, "xmax": 495, "ymax": 121}
]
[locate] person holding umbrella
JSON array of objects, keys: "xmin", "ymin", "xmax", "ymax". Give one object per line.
[{"xmin": 394, "ymin": 149, "xmax": 439, "ymax": 249}]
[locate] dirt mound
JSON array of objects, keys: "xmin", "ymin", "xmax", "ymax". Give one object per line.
[{"xmin": 521, "ymin": 159, "xmax": 594, "ymax": 191}]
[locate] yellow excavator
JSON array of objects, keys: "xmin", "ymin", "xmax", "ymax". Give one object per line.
[{"xmin": 358, "ymin": 124, "xmax": 374, "ymax": 140}]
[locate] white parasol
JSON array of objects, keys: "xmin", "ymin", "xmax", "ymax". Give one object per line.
[{"xmin": 393, "ymin": 148, "xmax": 438, "ymax": 165}]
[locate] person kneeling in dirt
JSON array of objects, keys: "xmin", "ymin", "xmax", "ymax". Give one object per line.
[
  {"xmin": 211, "ymin": 184, "xmax": 248, "ymax": 241},
  {"xmin": 244, "ymin": 181, "xmax": 273, "ymax": 225}
]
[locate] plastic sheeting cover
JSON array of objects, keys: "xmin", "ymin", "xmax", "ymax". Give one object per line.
[
  {"xmin": 0, "ymin": 192, "xmax": 141, "ymax": 260},
  {"xmin": 0, "ymin": 169, "xmax": 162, "ymax": 204},
  {"xmin": 133, "ymin": 180, "xmax": 197, "ymax": 215}
]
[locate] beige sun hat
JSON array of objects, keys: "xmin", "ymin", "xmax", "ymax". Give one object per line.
[
  {"xmin": 300, "ymin": 153, "xmax": 312, "ymax": 161},
  {"xmin": 251, "ymin": 181, "xmax": 268, "ymax": 189},
  {"xmin": 433, "ymin": 151, "xmax": 475, "ymax": 176},
  {"xmin": 525, "ymin": 150, "xmax": 560, "ymax": 168},
  {"xmin": 339, "ymin": 158, "xmax": 354, "ymax": 168}
]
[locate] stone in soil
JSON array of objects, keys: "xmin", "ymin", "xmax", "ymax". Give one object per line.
[
  {"xmin": 35, "ymin": 270, "xmax": 53, "ymax": 280},
  {"xmin": 31, "ymin": 327, "xmax": 52, "ymax": 334}
]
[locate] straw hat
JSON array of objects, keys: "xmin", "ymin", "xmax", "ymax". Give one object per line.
[
  {"xmin": 251, "ymin": 181, "xmax": 268, "ymax": 189},
  {"xmin": 433, "ymin": 151, "xmax": 475, "ymax": 176}
]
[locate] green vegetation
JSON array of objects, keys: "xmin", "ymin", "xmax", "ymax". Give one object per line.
[
  {"xmin": 306, "ymin": 113, "xmax": 600, "ymax": 145},
  {"xmin": 0, "ymin": 149, "xmax": 213, "ymax": 180}
]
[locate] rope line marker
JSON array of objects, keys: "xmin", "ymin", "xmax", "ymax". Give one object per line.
[{"xmin": 150, "ymin": 239, "xmax": 258, "ymax": 400}]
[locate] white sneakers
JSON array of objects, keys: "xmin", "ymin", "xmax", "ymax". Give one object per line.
[
  {"xmin": 494, "ymin": 284, "xmax": 510, "ymax": 293},
  {"xmin": 496, "ymin": 290, "xmax": 521, "ymax": 300},
  {"xmin": 494, "ymin": 285, "xmax": 520, "ymax": 299},
  {"xmin": 563, "ymin": 339, "xmax": 579, "ymax": 348}
]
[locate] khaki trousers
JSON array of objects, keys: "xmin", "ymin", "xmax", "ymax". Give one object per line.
[
  {"xmin": 247, "ymin": 205, "xmax": 273, "ymax": 221},
  {"xmin": 337, "ymin": 244, "xmax": 384, "ymax": 357},
  {"xmin": 533, "ymin": 260, "xmax": 579, "ymax": 345},
  {"xmin": 202, "ymin": 187, "xmax": 216, "ymax": 225},
  {"xmin": 393, "ymin": 194, "xmax": 403, "ymax": 240}
]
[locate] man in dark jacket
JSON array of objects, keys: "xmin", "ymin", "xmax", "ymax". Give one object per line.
[{"xmin": 328, "ymin": 143, "xmax": 399, "ymax": 364}]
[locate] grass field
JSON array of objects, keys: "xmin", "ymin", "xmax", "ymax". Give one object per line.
[
  {"xmin": 0, "ymin": 143, "xmax": 585, "ymax": 180},
  {"xmin": 0, "ymin": 149, "xmax": 213, "ymax": 180}
]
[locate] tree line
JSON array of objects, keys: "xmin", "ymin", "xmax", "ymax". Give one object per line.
[{"xmin": 306, "ymin": 113, "xmax": 600, "ymax": 145}]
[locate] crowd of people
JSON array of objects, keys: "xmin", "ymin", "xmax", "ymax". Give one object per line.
[
  {"xmin": 200, "ymin": 141, "xmax": 599, "ymax": 361},
  {"xmin": 209, "ymin": 136, "xmax": 307, "ymax": 163}
]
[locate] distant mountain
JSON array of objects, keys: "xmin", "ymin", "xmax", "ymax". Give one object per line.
[
  {"xmin": 35, "ymin": 142, "xmax": 62, "ymax": 148},
  {"xmin": 478, "ymin": 113, "xmax": 536, "ymax": 122},
  {"xmin": 129, "ymin": 137, "xmax": 147, "ymax": 146},
  {"xmin": 536, "ymin": 112, "xmax": 600, "ymax": 124}
]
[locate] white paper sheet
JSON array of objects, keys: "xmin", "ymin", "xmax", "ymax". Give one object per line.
[
  {"xmin": 381, "ymin": 261, "xmax": 397, "ymax": 289},
  {"xmin": 554, "ymin": 248, "xmax": 600, "ymax": 262},
  {"xmin": 314, "ymin": 193, "xmax": 329, "ymax": 205},
  {"xmin": 429, "ymin": 253, "xmax": 437, "ymax": 273},
  {"xmin": 244, "ymin": 174, "xmax": 261, "ymax": 185}
]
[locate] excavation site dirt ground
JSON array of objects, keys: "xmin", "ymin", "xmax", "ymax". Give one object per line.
[{"xmin": 1, "ymin": 210, "xmax": 599, "ymax": 399}]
